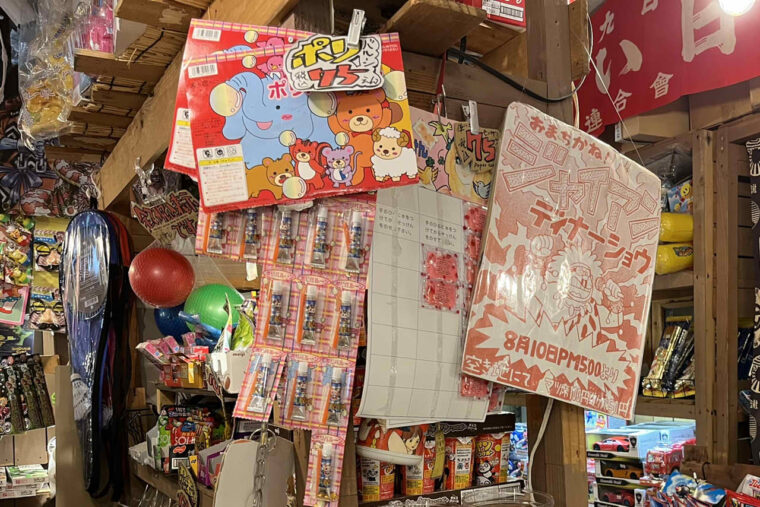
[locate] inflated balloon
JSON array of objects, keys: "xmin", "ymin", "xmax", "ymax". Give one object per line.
[
  {"xmin": 183, "ymin": 284, "xmax": 244, "ymax": 331},
  {"xmin": 154, "ymin": 305, "xmax": 189, "ymax": 338},
  {"xmin": 128, "ymin": 248, "xmax": 195, "ymax": 308},
  {"xmin": 282, "ymin": 176, "xmax": 307, "ymax": 199}
]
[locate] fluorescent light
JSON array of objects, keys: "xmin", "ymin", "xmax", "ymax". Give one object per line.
[{"xmin": 719, "ymin": 0, "xmax": 755, "ymax": 16}]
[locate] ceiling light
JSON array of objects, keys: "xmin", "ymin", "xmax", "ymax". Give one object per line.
[{"xmin": 719, "ymin": 0, "xmax": 755, "ymax": 16}]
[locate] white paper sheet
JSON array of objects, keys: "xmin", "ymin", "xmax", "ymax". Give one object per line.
[{"xmin": 358, "ymin": 185, "xmax": 489, "ymax": 422}]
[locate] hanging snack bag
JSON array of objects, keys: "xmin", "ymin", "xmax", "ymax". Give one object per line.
[
  {"xmin": 474, "ymin": 433, "xmax": 510, "ymax": 486},
  {"xmin": 444, "ymin": 436, "xmax": 474, "ymax": 490}
]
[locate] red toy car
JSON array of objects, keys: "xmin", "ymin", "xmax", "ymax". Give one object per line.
[
  {"xmin": 601, "ymin": 489, "xmax": 635, "ymax": 506},
  {"xmin": 593, "ymin": 436, "xmax": 630, "ymax": 452}
]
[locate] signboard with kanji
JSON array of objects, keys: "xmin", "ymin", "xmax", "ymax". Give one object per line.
[{"xmin": 461, "ymin": 103, "xmax": 660, "ymax": 419}]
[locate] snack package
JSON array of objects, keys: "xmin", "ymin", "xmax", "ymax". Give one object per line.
[
  {"xmin": 305, "ymin": 433, "xmax": 345, "ymax": 506},
  {"xmin": 356, "ymin": 419, "xmax": 427, "ymax": 466},
  {"xmin": 167, "ymin": 22, "xmax": 311, "ymax": 177},
  {"xmin": 184, "ymin": 33, "xmax": 418, "ymax": 211},
  {"xmin": 233, "ymin": 348, "xmax": 287, "ymax": 421},
  {"xmin": 402, "ymin": 437, "xmax": 436, "ymax": 495},
  {"xmin": 360, "ymin": 458, "xmax": 395, "ymax": 501},
  {"xmin": 444, "ymin": 436, "xmax": 474, "ymax": 490},
  {"xmin": 667, "ymin": 178, "xmax": 692, "ymax": 214},
  {"xmin": 474, "ymin": 433, "xmax": 510, "ymax": 485},
  {"xmin": 642, "ymin": 316, "xmax": 692, "ymax": 398}
]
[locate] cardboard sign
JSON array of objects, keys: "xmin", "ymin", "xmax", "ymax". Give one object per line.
[
  {"xmin": 131, "ymin": 190, "xmax": 199, "ymax": 245},
  {"xmin": 166, "ymin": 21, "xmax": 312, "ymax": 177},
  {"xmin": 411, "ymin": 107, "xmax": 493, "ymax": 205},
  {"xmin": 285, "ymin": 34, "xmax": 384, "ymax": 92},
  {"xmin": 461, "ymin": 103, "xmax": 660, "ymax": 420},
  {"xmin": 453, "ymin": 122, "xmax": 500, "ymax": 175},
  {"xmin": 185, "ymin": 33, "xmax": 417, "ymax": 211}
]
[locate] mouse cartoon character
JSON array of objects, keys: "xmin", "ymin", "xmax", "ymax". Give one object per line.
[
  {"xmin": 324, "ymin": 146, "xmax": 359, "ymax": 188},
  {"xmin": 208, "ymin": 72, "xmax": 334, "ymax": 168}
]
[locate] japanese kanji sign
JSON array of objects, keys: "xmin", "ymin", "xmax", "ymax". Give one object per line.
[
  {"xmin": 285, "ymin": 34, "xmax": 384, "ymax": 92},
  {"xmin": 461, "ymin": 103, "xmax": 661, "ymax": 420},
  {"xmin": 578, "ymin": 0, "xmax": 760, "ymax": 134}
]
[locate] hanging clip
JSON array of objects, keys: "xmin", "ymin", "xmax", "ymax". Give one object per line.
[
  {"xmin": 462, "ymin": 99, "xmax": 480, "ymax": 135},
  {"xmin": 347, "ymin": 9, "xmax": 366, "ymax": 49},
  {"xmin": 432, "ymin": 84, "xmax": 447, "ymax": 124}
]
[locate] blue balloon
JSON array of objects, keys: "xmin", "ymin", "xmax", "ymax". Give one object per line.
[{"xmin": 154, "ymin": 305, "xmax": 188, "ymax": 339}]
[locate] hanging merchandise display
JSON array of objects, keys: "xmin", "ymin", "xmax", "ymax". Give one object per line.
[
  {"xmin": 461, "ymin": 103, "xmax": 661, "ymax": 420},
  {"xmin": 176, "ymin": 25, "xmax": 416, "ymax": 210},
  {"xmin": 29, "ymin": 216, "xmax": 68, "ymax": 332},
  {"xmin": 0, "ymin": 215, "xmax": 33, "ymax": 326},
  {"xmin": 61, "ymin": 210, "xmax": 133, "ymax": 499},
  {"xmin": 746, "ymin": 137, "xmax": 760, "ymax": 465}
]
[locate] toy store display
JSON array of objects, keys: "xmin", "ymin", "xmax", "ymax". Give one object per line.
[
  {"xmin": 29, "ymin": 216, "xmax": 68, "ymax": 332},
  {"xmin": 461, "ymin": 102, "xmax": 661, "ymax": 420},
  {"xmin": 640, "ymin": 314, "xmax": 694, "ymax": 398},
  {"xmin": 62, "ymin": 210, "xmax": 133, "ymax": 499},
  {"xmin": 0, "ymin": 353, "xmax": 55, "ymax": 435},
  {"xmin": 358, "ymin": 185, "xmax": 490, "ymax": 423},
  {"xmin": 0, "ymin": 215, "xmax": 33, "ymax": 326}
]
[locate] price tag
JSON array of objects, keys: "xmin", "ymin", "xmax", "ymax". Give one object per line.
[
  {"xmin": 453, "ymin": 122, "xmax": 500, "ymax": 174},
  {"xmin": 284, "ymin": 34, "xmax": 384, "ymax": 92}
]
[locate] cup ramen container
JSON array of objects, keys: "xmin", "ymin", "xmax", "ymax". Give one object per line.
[
  {"xmin": 444, "ymin": 436, "xmax": 475, "ymax": 491},
  {"xmin": 359, "ymin": 458, "xmax": 395, "ymax": 501},
  {"xmin": 403, "ymin": 437, "xmax": 437, "ymax": 495},
  {"xmin": 475, "ymin": 433, "xmax": 511, "ymax": 486},
  {"xmin": 460, "ymin": 489, "xmax": 554, "ymax": 507}
]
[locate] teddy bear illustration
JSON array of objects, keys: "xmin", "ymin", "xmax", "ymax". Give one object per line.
[
  {"xmin": 246, "ymin": 154, "xmax": 295, "ymax": 199},
  {"xmin": 324, "ymin": 89, "xmax": 402, "ymax": 183},
  {"xmin": 370, "ymin": 127, "xmax": 417, "ymax": 182}
]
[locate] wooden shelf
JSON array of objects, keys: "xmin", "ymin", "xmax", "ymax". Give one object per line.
[
  {"xmin": 155, "ymin": 383, "xmax": 237, "ymax": 401},
  {"xmin": 503, "ymin": 392, "xmax": 527, "ymax": 407},
  {"xmin": 133, "ymin": 461, "xmax": 214, "ymax": 507},
  {"xmin": 652, "ymin": 271, "xmax": 694, "ymax": 292},
  {"xmin": 380, "ymin": 0, "xmax": 486, "ymax": 56},
  {"xmin": 635, "ymin": 396, "xmax": 695, "ymax": 419}
]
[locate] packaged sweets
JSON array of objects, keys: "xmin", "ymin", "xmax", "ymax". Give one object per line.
[
  {"xmin": 359, "ymin": 457, "xmax": 395, "ymax": 501},
  {"xmin": 444, "ymin": 436, "xmax": 474, "ymax": 490},
  {"xmin": 474, "ymin": 433, "xmax": 510, "ymax": 485},
  {"xmin": 402, "ymin": 437, "xmax": 436, "ymax": 495}
]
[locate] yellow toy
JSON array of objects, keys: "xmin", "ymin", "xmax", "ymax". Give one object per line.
[
  {"xmin": 655, "ymin": 243, "xmax": 693, "ymax": 275},
  {"xmin": 659, "ymin": 213, "xmax": 693, "ymax": 243}
]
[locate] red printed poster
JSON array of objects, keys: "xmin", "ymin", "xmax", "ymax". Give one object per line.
[
  {"xmin": 166, "ymin": 21, "xmax": 312, "ymax": 176},
  {"xmin": 578, "ymin": 0, "xmax": 760, "ymax": 134},
  {"xmin": 461, "ymin": 103, "xmax": 660, "ymax": 419},
  {"xmin": 185, "ymin": 34, "xmax": 418, "ymax": 211}
]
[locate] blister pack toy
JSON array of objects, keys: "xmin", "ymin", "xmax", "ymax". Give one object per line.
[
  {"xmin": 304, "ymin": 433, "xmax": 345, "ymax": 506},
  {"xmin": 232, "ymin": 348, "xmax": 287, "ymax": 421},
  {"xmin": 184, "ymin": 34, "xmax": 418, "ymax": 211}
]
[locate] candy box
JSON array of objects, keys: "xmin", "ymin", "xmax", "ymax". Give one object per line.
[
  {"xmin": 184, "ymin": 33, "xmax": 418, "ymax": 211},
  {"xmin": 356, "ymin": 419, "xmax": 427, "ymax": 466},
  {"xmin": 359, "ymin": 458, "xmax": 395, "ymax": 501}
]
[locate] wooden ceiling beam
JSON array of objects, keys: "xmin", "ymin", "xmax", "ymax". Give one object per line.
[
  {"xmin": 45, "ymin": 146, "xmax": 107, "ymax": 163},
  {"xmin": 69, "ymin": 109, "xmax": 134, "ymax": 129},
  {"xmin": 115, "ymin": 0, "xmax": 203, "ymax": 32},
  {"xmin": 91, "ymin": 88, "xmax": 149, "ymax": 110},
  {"xmin": 58, "ymin": 135, "xmax": 117, "ymax": 151},
  {"xmin": 74, "ymin": 49, "xmax": 166, "ymax": 83}
]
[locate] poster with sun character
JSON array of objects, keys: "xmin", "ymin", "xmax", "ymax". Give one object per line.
[
  {"xmin": 461, "ymin": 103, "xmax": 661, "ymax": 420},
  {"xmin": 410, "ymin": 107, "xmax": 494, "ymax": 206},
  {"xmin": 185, "ymin": 33, "xmax": 418, "ymax": 212},
  {"xmin": 166, "ymin": 21, "xmax": 312, "ymax": 177}
]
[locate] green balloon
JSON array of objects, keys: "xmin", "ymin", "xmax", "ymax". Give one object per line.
[{"xmin": 183, "ymin": 284, "xmax": 244, "ymax": 331}]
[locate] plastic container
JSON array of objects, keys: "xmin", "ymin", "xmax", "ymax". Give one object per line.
[
  {"xmin": 655, "ymin": 243, "xmax": 693, "ymax": 275},
  {"xmin": 460, "ymin": 489, "xmax": 554, "ymax": 506}
]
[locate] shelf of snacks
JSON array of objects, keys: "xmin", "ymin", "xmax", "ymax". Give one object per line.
[
  {"xmin": 133, "ymin": 462, "xmax": 214, "ymax": 507},
  {"xmin": 634, "ymin": 396, "xmax": 696, "ymax": 420},
  {"xmin": 154, "ymin": 383, "xmax": 238, "ymax": 402}
]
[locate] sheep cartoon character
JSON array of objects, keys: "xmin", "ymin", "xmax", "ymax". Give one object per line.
[{"xmin": 370, "ymin": 127, "xmax": 418, "ymax": 182}]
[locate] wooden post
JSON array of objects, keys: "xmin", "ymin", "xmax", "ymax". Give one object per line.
[{"xmin": 525, "ymin": 1, "xmax": 587, "ymax": 503}]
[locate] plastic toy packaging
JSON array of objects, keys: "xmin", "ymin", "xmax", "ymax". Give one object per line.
[
  {"xmin": 335, "ymin": 291, "xmax": 357, "ymax": 350},
  {"xmin": 321, "ymin": 361, "xmax": 352, "ymax": 428},
  {"xmin": 196, "ymin": 208, "xmax": 270, "ymax": 261},
  {"xmin": 305, "ymin": 434, "xmax": 345, "ymax": 506},
  {"xmin": 284, "ymin": 356, "xmax": 316, "ymax": 423},
  {"xmin": 297, "ymin": 284, "xmax": 323, "ymax": 346},
  {"xmin": 233, "ymin": 348, "xmax": 287, "ymax": 421},
  {"xmin": 265, "ymin": 280, "xmax": 291, "ymax": 343},
  {"xmin": 275, "ymin": 208, "xmax": 299, "ymax": 265},
  {"xmin": 641, "ymin": 315, "xmax": 692, "ymax": 397},
  {"xmin": 308, "ymin": 205, "xmax": 332, "ymax": 268},
  {"xmin": 344, "ymin": 210, "xmax": 367, "ymax": 273},
  {"xmin": 659, "ymin": 212, "xmax": 693, "ymax": 243},
  {"xmin": 655, "ymin": 242, "xmax": 693, "ymax": 274}
]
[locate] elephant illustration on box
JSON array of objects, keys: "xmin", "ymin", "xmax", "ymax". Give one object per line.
[{"xmin": 208, "ymin": 71, "xmax": 335, "ymax": 168}]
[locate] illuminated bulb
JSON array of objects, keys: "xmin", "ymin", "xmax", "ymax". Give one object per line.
[{"xmin": 719, "ymin": 0, "xmax": 755, "ymax": 15}]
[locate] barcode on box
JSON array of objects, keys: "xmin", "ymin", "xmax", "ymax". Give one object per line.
[
  {"xmin": 189, "ymin": 63, "xmax": 218, "ymax": 78},
  {"xmin": 193, "ymin": 27, "xmax": 221, "ymax": 41}
]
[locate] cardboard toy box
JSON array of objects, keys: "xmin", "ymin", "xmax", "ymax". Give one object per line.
[
  {"xmin": 595, "ymin": 457, "xmax": 644, "ymax": 483},
  {"xmin": 593, "ymin": 482, "xmax": 647, "ymax": 507},
  {"xmin": 458, "ymin": 0, "xmax": 526, "ymax": 29},
  {"xmin": 6, "ymin": 465, "xmax": 48, "ymax": 486},
  {"xmin": 586, "ymin": 428, "xmax": 660, "ymax": 460},
  {"xmin": 628, "ymin": 421, "xmax": 695, "ymax": 446}
]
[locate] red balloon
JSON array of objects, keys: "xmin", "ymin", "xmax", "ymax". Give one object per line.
[{"xmin": 128, "ymin": 248, "xmax": 195, "ymax": 308}]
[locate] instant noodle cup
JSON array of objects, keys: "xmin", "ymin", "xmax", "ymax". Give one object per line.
[
  {"xmin": 403, "ymin": 437, "xmax": 436, "ymax": 495},
  {"xmin": 359, "ymin": 458, "xmax": 395, "ymax": 501},
  {"xmin": 444, "ymin": 436, "xmax": 474, "ymax": 490},
  {"xmin": 474, "ymin": 433, "xmax": 510, "ymax": 485},
  {"xmin": 356, "ymin": 419, "xmax": 427, "ymax": 466}
]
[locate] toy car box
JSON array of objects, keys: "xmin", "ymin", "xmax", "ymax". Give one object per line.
[
  {"xmin": 594, "ymin": 482, "xmax": 647, "ymax": 507},
  {"xmin": 596, "ymin": 457, "xmax": 644, "ymax": 482},
  {"xmin": 627, "ymin": 421, "xmax": 695, "ymax": 446},
  {"xmin": 587, "ymin": 427, "xmax": 660, "ymax": 460}
]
